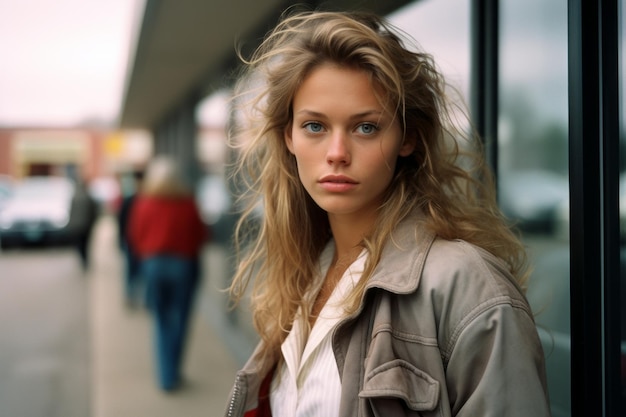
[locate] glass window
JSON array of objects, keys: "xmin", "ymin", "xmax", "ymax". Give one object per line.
[
  {"xmin": 387, "ymin": 0, "xmax": 470, "ymax": 99},
  {"xmin": 499, "ymin": 1, "xmax": 569, "ymax": 416},
  {"xmin": 619, "ymin": 0, "xmax": 626, "ymax": 412}
]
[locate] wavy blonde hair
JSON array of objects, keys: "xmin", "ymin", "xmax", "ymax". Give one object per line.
[{"xmin": 228, "ymin": 9, "xmax": 528, "ymax": 370}]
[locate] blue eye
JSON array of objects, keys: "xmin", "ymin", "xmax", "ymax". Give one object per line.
[
  {"xmin": 303, "ymin": 122, "xmax": 323, "ymax": 133},
  {"xmin": 357, "ymin": 123, "xmax": 378, "ymax": 135}
]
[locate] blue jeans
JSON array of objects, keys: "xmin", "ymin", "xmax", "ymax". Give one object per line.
[
  {"xmin": 122, "ymin": 242, "xmax": 143, "ymax": 305},
  {"xmin": 141, "ymin": 255, "xmax": 199, "ymax": 391}
]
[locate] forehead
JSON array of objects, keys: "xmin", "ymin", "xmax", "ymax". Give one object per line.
[{"xmin": 293, "ymin": 63, "xmax": 388, "ymax": 110}]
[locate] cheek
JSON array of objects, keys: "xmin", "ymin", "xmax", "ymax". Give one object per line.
[
  {"xmin": 371, "ymin": 148, "xmax": 402, "ymax": 187},
  {"xmin": 290, "ymin": 147, "xmax": 315, "ymax": 179},
  {"xmin": 378, "ymin": 145, "xmax": 401, "ymax": 173},
  {"xmin": 290, "ymin": 140, "xmax": 316, "ymax": 166},
  {"xmin": 296, "ymin": 158, "xmax": 316, "ymax": 183},
  {"xmin": 378, "ymin": 161, "xmax": 397, "ymax": 187}
]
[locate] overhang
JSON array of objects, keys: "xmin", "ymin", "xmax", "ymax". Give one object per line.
[{"xmin": 119, "ymin": 0, "xmax": 412, "ymax": 130}]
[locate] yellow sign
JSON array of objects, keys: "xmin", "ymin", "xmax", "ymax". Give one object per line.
[{"xmin": 104, "ymin": 132, "xmax": 124, "ymax": 156}]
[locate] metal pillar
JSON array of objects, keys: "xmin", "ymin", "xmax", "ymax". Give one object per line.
[{"xmin": 568, "ymin": 0, "xmax": 621, "ymax": 415}]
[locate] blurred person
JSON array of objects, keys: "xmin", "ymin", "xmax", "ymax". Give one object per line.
[
  {"xmin": 128, "ymin": 156, "xmax": 206, "ymax": 391},
  {"xmin": 117, "ymin": 169, "xmax": 145, "ymax": 307},
  {"xmin": 224, "ymin": 10, "xmax": 550, "ymax": 416},
  {"xmin": 70, "ymin": 178, "xmax": 98, "ymax": 270}
]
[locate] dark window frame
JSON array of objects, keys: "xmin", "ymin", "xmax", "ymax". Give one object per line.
[
  {"xmin": 471, "ymin": 0, "xmax": 622, "ymax": 414},
  {"xmin": 568, "ymin": 1, "xmax": 621, "ymax": 416},
  {"xmin": 470, "ymin": 0, "xmax": 626, "ymax": 417}
]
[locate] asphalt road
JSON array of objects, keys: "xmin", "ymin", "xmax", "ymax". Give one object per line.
[{"xmin": 0, "ymin": 247, "xmax": 89, "ymax": 417}]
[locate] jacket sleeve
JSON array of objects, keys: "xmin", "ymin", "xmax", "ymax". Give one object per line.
[{"xmin": 444, "ymin": 302, "xmax": 551, "ymax": 417}]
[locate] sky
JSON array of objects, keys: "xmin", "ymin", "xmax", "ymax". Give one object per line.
[
  {"xmin": 0, "ymin": 0, "xmax": 468, "ymax": 130},
  {"xmin": 0, "ymin": 0, "xmax": 144, "ymax": 128},
  {"xmin": 0, "ymin": 0, "xmax": 579, "ymax": 130}
]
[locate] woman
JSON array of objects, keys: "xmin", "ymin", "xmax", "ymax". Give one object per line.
[
  {"xmin": 225, "ymin": 10, "xmax": 550, "ymax": 416},
  {"xmin": 128, "ymin": 156, "xmax": 206, "ymax": 391}
]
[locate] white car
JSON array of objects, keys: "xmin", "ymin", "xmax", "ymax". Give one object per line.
[
  {"xmin": 0, "ymin": 175, "xmax": 14, "ymax": 213},
  {"xmin": 0, "ymin": 176, "xmax": 78, "ymax": 248}
]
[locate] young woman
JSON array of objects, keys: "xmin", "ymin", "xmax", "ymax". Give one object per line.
[
  {"xmin": 224, "ymin": 10, "xmax": 551, "ymax": 417},
  {"xmin": 128, "ymin": 156, "xmax": 206, "ymax": 391}
]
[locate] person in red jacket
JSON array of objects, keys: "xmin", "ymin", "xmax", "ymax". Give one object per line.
[{"xmin": 128, "ymin": 156, "xmax": 206, "ymax": 391}]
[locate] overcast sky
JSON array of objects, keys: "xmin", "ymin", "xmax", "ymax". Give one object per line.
[
  {"xmin": 0, "ymin": 0, "xmax": 580, "ymax": 130},
  {"xmin": 0, "ymin": 0, "xmax": 470, "ymax": 130},
  {"xmin": 0, "ymin": 0, "xmax": 144, "ymax": 128}
]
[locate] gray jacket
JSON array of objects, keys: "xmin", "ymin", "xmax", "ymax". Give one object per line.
[{"xmin": 224, "ymin": 217, "xmax": 551, "ymax": 416}]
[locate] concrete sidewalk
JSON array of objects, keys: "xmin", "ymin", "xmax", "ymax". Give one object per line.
[{"xmin": 88, "ymin": 215, "xmax": 240, "ymax": 417}]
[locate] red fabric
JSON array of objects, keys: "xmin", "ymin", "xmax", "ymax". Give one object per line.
[
  {"xmin": 256, "ymin": 366, "xmax": 274, "ymax": 417},
  {"xmin": 243, "ymin": 366, "xmax": 275, "ymax": 417},
  {"xmin": 127, "ymin": 195, "xmax": 206, "ymax": 259}
]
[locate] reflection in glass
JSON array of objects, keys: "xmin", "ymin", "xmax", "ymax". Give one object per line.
[
  {"xmin": 388, "ymin": 0, "xmax": 469, "ymax": 98},
  {"xmin": 499, "ymin": 1, "xmax": 569, "ymax": 416},
  {"xmin": 619, "ymin": 0, "xmax": 626, "ymax": 412}
]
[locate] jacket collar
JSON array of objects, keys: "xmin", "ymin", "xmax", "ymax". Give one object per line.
[{"xmin": 365, "ymin": 212, "xmax": 437, "ymax": 295}]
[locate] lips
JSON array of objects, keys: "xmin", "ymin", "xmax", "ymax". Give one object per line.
[
  {"xmin": 320, "ymin": 174, "xmax": 357, "ymax": 183},
  {"xmin": 318, "ymin": 175, "xmax": 358, "ymax": 192}
]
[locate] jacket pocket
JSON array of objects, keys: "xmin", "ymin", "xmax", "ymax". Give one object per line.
[{"xmin": 359, "ymin": 359, "xmax": 440, "ymax": 412}]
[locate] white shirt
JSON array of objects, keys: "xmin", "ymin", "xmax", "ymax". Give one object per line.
[{"xmin": 270, "ymin": 241, "xmax": 366, "ymax": 417}]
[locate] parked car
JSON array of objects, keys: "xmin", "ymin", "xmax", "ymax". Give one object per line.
[
  {"xmin": 0, "ymin": 175, "xmax": 14, "ymax": 213},
  {"xmin": 498, "ymin": 169, "xmax": 569, "ymax": 235},
  {"xmin": 0, "ymin": 176, "xmax": 96, "ymax": 251}
]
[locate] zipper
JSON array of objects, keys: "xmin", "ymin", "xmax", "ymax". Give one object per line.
[{"xmin": 227, "ymin": 373, "xmax": 244, "ymax": 417}]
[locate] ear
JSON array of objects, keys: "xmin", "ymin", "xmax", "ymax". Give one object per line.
[
  {"xmin": 398, "ymin": 133, "xmax": 416, "ymax": 157},
  {"xmin": 284, "ymin": 124, "xmax": 295, "ymax": 154}
]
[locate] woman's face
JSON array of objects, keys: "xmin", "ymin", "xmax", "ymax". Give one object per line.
[{"xmin": 285, "ymin": 63, "xmax": 414, "ymax": 223}]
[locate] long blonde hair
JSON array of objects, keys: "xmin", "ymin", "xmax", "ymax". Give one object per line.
[{"xmin": 228, "ymin": 9, "xmax": 528, "ymax": 370}]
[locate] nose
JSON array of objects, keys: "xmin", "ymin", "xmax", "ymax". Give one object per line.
[{"xmin": 326, "ymin": 131, "xmax": 351, "ymax": 165}]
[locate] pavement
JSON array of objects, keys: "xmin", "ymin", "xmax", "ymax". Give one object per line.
[{"xmin": 88, "ymin": 215, "xmax": 243, "ymax": 417}]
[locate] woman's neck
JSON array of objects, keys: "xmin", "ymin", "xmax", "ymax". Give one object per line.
[{"xmin": 327, "ymin": 212, "xmax": 375, "ymax": 258}]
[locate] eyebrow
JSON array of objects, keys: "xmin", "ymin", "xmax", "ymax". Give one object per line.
[{"xmin": 294, "ymin": 109, "xmax": 384, "ymax": 120}]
